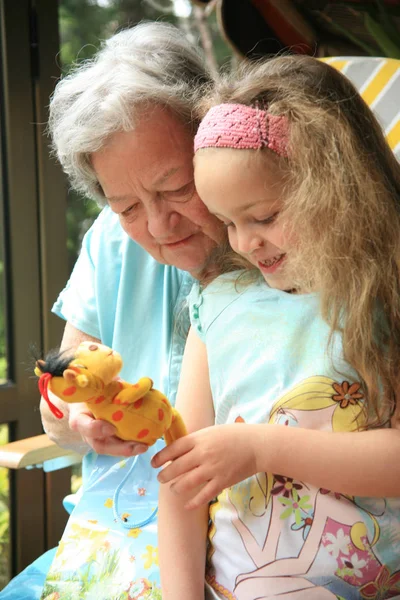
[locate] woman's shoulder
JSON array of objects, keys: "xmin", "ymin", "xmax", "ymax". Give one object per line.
[
  {"xmin": 86, "ymin": 206, "xmax": 143, "ymax": 258},
  {"xmin": 189, "ymin": 270, "xmax": 251, "ymax": 303}
]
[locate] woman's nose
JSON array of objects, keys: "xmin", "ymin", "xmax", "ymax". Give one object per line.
[{"xmin": 147, "ymin": 203, "xmax": 178, "ymax": 238}]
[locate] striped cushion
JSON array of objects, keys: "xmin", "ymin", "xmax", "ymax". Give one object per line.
[{"xmin": 322, "ymin": 57, "xmax": 400, "ymax": 160}]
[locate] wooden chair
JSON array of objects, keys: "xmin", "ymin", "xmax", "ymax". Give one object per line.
[{"xmin": 0, "ymin": 433, "xmax": 81, "ymax": 472}]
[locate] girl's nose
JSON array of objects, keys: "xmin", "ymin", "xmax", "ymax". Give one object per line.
[{"xmin": 236, "ymin": 227, "xmax": 263, "ymax": 255}]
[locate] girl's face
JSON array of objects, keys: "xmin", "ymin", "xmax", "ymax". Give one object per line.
[{"xmin": 194, "ymin": 148, "xmax": 291, "ymax": 290}]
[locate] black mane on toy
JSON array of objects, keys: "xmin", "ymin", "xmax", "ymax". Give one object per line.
[{"xmin": 32, "ymin": 346, "xmax": 74, "ymax": 377}]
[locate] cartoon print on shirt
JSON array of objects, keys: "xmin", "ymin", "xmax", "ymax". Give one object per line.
[{"xmin": 206, "ymin": 377, "xmax": 400, "ymax": 600}]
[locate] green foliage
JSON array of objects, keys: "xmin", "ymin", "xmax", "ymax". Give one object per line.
[
  {"xmin": 0, "ymin": 426, "xmax": 10, "ymax": 590},
  {"xmin": 66, "ymin": 191, "xmax": 101, "ymax": 273},
  {"xmin": 71, "ymin": 462, "xmax": 83, "ymax": 494},
  {"xmin": 0, "ymin": 426, "xmax": 7, "ymax": 445},
  {"xmin": 206, "ymin": 9, "xmax": 234, "ymax": 68},
  {"xmin": 59, "ymin": 0, "xmax": 117, "ymax": 69},
  {"xmin": 0, "ymin": 261, "xmax": 7, "ymax": 376},
  {"xmin": 59, "ymin": 0, "xmax": 176, "ymax": 72}
]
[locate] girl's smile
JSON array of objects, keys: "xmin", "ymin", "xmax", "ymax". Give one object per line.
[{"xmin": 257, "ymin": 253, "xmax": 287, "ymax": 274}]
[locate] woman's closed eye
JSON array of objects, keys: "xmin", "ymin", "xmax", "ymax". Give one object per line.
[
  {"xmin": 163, "ymin": 181, "xmax": 195, "ymax": 202},
  {"xmin": 121, "ymin": 203, "xmax": 140, "ymax": 220}
]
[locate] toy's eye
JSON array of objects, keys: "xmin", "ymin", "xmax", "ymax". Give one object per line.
[{"xmin": 89, "ymin": 344, "xmax": 98, "ymax": 351}]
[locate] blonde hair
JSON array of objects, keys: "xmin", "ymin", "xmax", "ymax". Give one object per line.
[{"xmin": 196, "ymin": 56, "xmax": 400, "ymax": 427}]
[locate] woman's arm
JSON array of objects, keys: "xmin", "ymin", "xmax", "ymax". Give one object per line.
[
  {"xmin": 41, "ymin": 322, "xmax": 145, "ymax": 456},
  {"xmin": 158, "ymin": 327, "xmax": 215, "ymax": 600}
]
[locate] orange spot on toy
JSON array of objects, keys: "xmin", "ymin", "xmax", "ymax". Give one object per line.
[
  {"xmin": 95, "ymin": 395, "xmax": 105, "ymax": 404},
  {"xmin": 137, "ymin": 428, "xmax": 149, "ymax": 439},
  {"xmin": 134, "ymin": 398, "xmax": 143, "ymax": 409},
  {"xmin": 112, "ymin": 410, "xmax": 124, "ymax": 422},
  {"xmin": 158, "ymin": 408, "xmax": 164, "ymax": 421},
  {"xmin": 62, "ymin": 386, "xmax": 77, "ymax": 396}
]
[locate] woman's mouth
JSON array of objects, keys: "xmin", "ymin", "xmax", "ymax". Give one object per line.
[
  {"xmin": 163, "ymin": 234, "xmax": 195, "ymax": 249},
  {"xmin": 257, "ymin": 253, "xmax": 286, "ymax": 274}
]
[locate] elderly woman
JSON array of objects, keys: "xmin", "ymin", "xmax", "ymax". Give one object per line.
[{"xmin": 0, "ymin": 21, "xmax": 222, "ymax": 600}]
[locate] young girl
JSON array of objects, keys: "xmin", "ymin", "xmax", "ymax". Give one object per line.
[{"xmin": 153, "ymin": 56, "xmax": 400, "ymax": 599}]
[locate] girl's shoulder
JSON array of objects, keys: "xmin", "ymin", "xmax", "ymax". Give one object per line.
[
  {"xmin": 188, "ymin": 270, "xmax": 266, "ymax": 337},
  {"xmin": 189, "ymin": 270, "xmax": 261, "ymax": 305}
]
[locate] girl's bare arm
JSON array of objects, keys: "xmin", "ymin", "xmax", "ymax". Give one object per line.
[{"xmin": 158, "ymin": 328, "xmax": 215, "ymax": 599}]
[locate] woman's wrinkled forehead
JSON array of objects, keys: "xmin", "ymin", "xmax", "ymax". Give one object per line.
[{"xmin": 91, "ymin": 109, "xmax": 195, "ymax": 200}]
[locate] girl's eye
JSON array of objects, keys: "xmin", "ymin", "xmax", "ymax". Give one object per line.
[
  {"xmin": 257, "ymin": 212, "xmax": 279, "ymax": 225},
  {"xmin": 164, "ymin": 181, "xmax": 195, "ymax": 202}
]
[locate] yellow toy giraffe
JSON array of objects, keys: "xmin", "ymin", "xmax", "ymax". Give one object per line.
[{"xmin": 35, "ymin": 341, "xmax": 187, "ymax": 446}]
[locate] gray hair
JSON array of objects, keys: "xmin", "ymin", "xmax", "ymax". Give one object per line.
[{"xmin": 48, "ymin": 21, "xmax": 212, "ymax": 202}]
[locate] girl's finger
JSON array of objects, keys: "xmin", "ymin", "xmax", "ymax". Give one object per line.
[
  {"xmin": 151, "ymin": 436, "xmax": 193, "ymax": 468},
  {"xmin": 157, "ymin": 448, "xmax": 199, "ymax": 483},
  {"xmin": 169, "ymin": 465, "xmax": 208, "ymax": 495},
  {"xmin": 184, "ymin": 479, "xmax": 218, "ymax": 510}
]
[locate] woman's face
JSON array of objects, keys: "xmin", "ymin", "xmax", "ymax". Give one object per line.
[{"xmin": 91, "ymin": 107, "xmax": 224, "ymax": 278}]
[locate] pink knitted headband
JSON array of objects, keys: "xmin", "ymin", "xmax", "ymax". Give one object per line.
[{"xmin": 194, "ymin": 103, "xmax": 289, "ymax": 157}]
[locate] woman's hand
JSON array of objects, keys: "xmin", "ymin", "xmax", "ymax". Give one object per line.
[
  {"xmin": 152, "ymin": 423, "xmax": 262, "ymax": 509},
  {"xmin": 68, "ymin": 403, "xmax": 149, "ymax": 457}
]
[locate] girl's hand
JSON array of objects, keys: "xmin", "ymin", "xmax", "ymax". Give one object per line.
[{"xmin": 151, "ymin": 424, "xmax": 262, "ymax": 509}]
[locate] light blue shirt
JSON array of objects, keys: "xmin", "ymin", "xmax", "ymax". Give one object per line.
[
  {"xmin": 189, "ymin": 273, "xmax": 400, "ymax": 599},
  {"xmin": 52, "ymin": 206, "xmax": 193, "ymax": 507}
]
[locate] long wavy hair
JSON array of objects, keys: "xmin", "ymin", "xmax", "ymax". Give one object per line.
[{"xmin": 196, "ymin": 56, "xmax": 400, "ymax": 427}]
